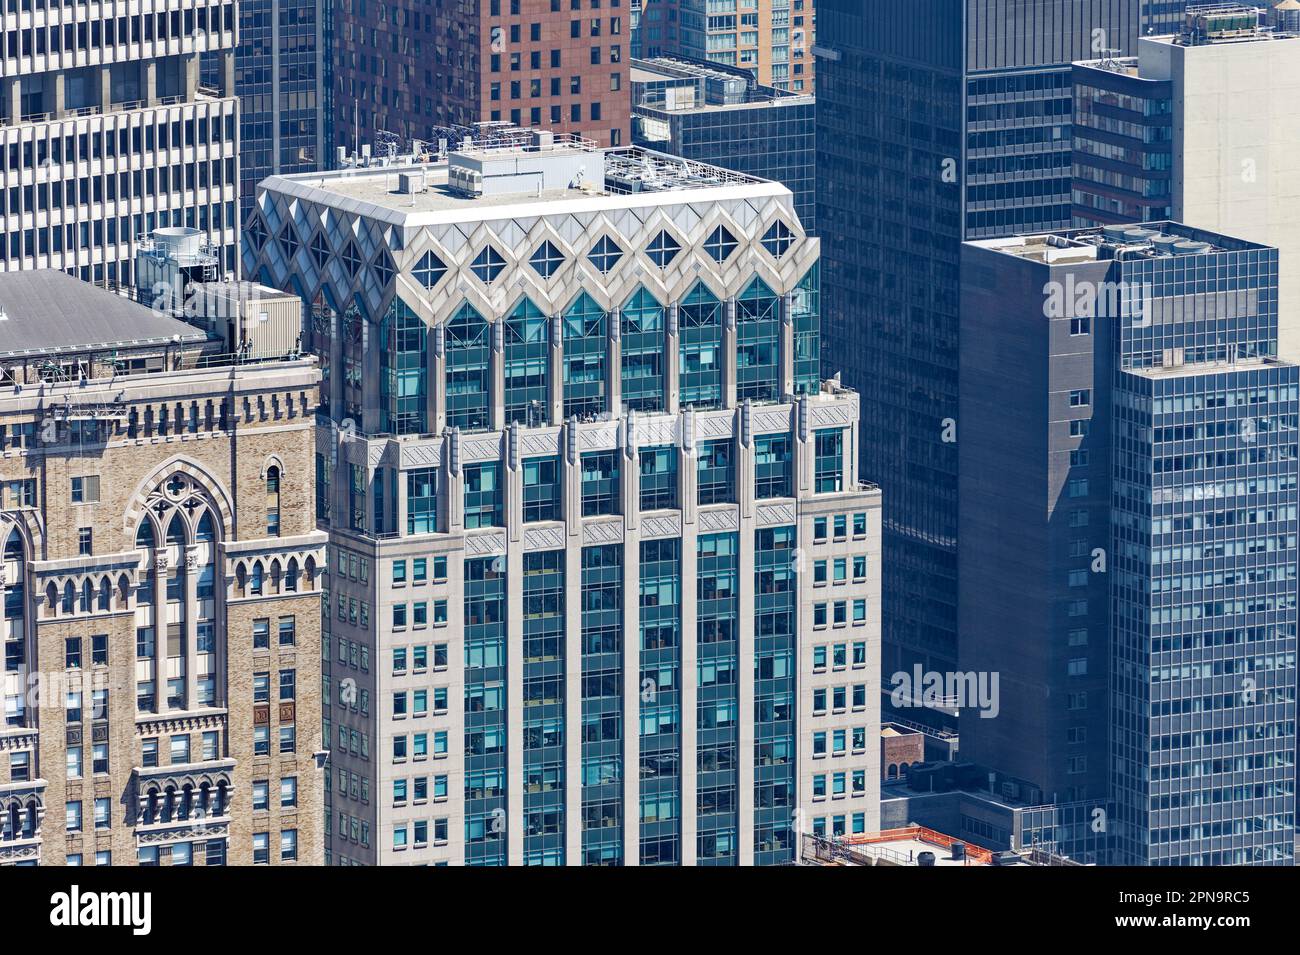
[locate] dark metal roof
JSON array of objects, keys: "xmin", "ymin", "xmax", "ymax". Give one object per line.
[{"xmin": 0, "ymin": 271, "xmax": 207, "ymax": 359}]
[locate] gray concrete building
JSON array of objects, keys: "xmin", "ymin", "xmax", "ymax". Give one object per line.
[{"xmin": 247, "ymin": 133, "xmax": 882, "ymax": 864}]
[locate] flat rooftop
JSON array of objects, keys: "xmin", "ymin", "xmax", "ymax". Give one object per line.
[
  {"xmin": 631, "ymin": 55, "xmax": 812, "ymax": 112},
  {"xmin": 264, "ymin": 141, "xmax": 777, "ymax": 226},
  {"xmin": 969, "ymin": 222, "xmax": 1270, "ymax": 264},
  {"xmin": 1125, "ymin": 355, "xmax": 1295, "ymax": 380},
  {"xmin": 0, "ymin": 271, "xmax": 208, "ymax": 360}
]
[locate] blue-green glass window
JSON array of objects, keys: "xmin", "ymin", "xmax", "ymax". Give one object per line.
[
  {"xmin": 762, "ymin": 220, "xmax": 795, "ymax": 259},
  {"xmin": 349, "ymin": 464, "xmax": 367, "ymax": 531},
  {"xmin": 703, "ymin": 226, "xmax": 737, "ymax": 263},
  {"xmin": 523, "ymin": 456, "xmax": 561, "ymax": 523},
  {"xmin": 638, "ymin": 537, "xmax": 681, "ymax": 865},
  {"xmin": 679, "ymin": 281, "xmax": 722, "ymax": 410},
  {"xmin": 413, "ymin": 251, "xmax": 446, "ymax": 289},
  {"xmin": 639, "ymin": 446, "xmax": 677, "ymax": 511},
  {"xmin": 373, "ymin": 466, "xmax": 388, "ymax": 534},
  {"xmin": 471, "ymin": 245, "xmax": 506, "ymax": 283},
  {"xmin": 529, "ymin": 241, "xmax": 564, "ymax": 278},
  {"xmin": 446, "ymin": 303, "xmax": 491, "ymax": 432},
  {"xmin": 464, "ymin": 462, "xmax": 503, "ymax": 529},
  {"xmin": 380, "ymin": 298, "xmax": 427, "ymax": 435},
  {"xmin": 646, "ymin": 230, "xmax": 680, "ymax": 268},
  {"xmin": 407, "ymin": 468, "xmax": 437, "ymax": 534},
  {"xmin": 736, "ymin": 277, "xmax": 780, "ymax": 404},
  {"xmin": 563, "ymin": 292, "xmax": 607, "ymax": 419},
  {"xmin": 793, "ymin": 263, "xmax": 820, "ymax": 396},
  {"xmin": 814, "ymin": 428, "xmax": 843, "ymax": 493},
  {"xmin": 621, "ymin": 286, "xmax": 665, "ymax": 413},
  {"xmin": 581, "ymin": 451, "xmax": 619, "ymax": 517},
  {"xmin": 505, "ymin": 297, "xmax": 550, "ymax": 427},
  {"xmin": 755, "ymin": 434, "xmax": 792, "ymax": 499},
  {"xmin": 753, "ymin": 524, "xmax": 796, "ymax": 863},
  {"xmin": 697, "ymin": 439, "xmax": 734, "ymax": 505}
]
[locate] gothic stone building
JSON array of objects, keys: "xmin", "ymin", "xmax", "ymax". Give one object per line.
[{"xmin": 0, "ymin": 270, "xmax": 325, "ymax": 866}]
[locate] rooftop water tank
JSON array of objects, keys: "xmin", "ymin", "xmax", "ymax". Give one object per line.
[{"xmin": 152, "ymin": 226, "xmax": 205, "ymax": 258}]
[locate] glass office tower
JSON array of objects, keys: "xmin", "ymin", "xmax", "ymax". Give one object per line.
[{"xmin": 816, "ymin": 0, "xmax": 1167, "ymax": 723}]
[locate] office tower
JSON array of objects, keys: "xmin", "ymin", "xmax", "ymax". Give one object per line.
[
  {"xmin": 1071, "ymin": 54, "xmax": 1174, "ymax": 227},
  {"xmin": 1073, "ymin": 8, "xmax": 1300, "ymax": 357},
  {"xmin": 331, "ymin": 0, "xmax": 630, "ymax": 156},
  {"xmin": 0, "ymin": 1, "xmax": 241, "ymax": 285},
  {"xmin": 816, "ymin": 0, "xmax": 1143, "ymax": 721},
  {"xmin": 0, "ymin": 270, "xmax": 326, "ymax": 866},
  {"xmin": 631, "ymin": 55, "xmax": 815, "ymax": 230},
  {"xmin": 639, "ymin": 0, "xmax": 815, "ymax": 92},
  {"xmin": 962, "ymin": 223, "xmax": 1298, "ymax": 865},
  {"xmin": 227, "ymin": 0, "xmax": 326, "ymax": 221},
  {"xmin": 247, "ymin": 134, "xmax": 881, "ymax": 864}
]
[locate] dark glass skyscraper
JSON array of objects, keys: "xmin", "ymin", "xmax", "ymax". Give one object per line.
[
  {"xmin": 230, "ymin": 0, "xmax": 325, "ymax": 220},
  {"xmin": 816, "ymin": 0, "xmax": 1144, "ymax": 715},
  {"xmin": 632, "ymin": 55, "xmax": 816, "ymax": 231}
]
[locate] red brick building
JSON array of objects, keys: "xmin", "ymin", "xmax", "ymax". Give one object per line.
[{"xmin": 333, "ymin": 0, "xmax": 631, "ymax": 154}]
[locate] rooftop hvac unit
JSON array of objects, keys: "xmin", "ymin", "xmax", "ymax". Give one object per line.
[
  {"xmin": 398, "ymin": 171, "xmax": 428, "ymax": 195},
  {"xmin": 448, "ymin": 164, "xmax": 483, "ymax": 198},
  {"xmin": 1001, "ymin": 781, "xmax": 1020, "ymax": 801}
]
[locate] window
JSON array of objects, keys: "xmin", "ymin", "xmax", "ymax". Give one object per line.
[
  {"xmin": 252, "ymin": 833, "xmax": 269, "ymax": 864},
  {"xmin": 170, "ymin": 734, "xmax": 190, "ymax": 763},
  {"xmin": 253, "ymin": 618, "xmax": 270, "ymax": 650},
  {"xmin": 1070, "ymin": 316, "xmax": 1090, "ymax": 335},
  {"xmin": 253, "ymin": 672, "xmax": 270, "ymax": 703},
  {"xmin": 281, "ymin": 777, "xmax": 297, "ymax": 808},
  {"xmin": 279, "ymin": 669, "xmax": 296, "ymax": 701},
  {"xmin": 529, "ymin": 240, "xmax": 564, "ymax": 278},
  {"xmin": 703, "ymin": 226, "xmax": 737, "ymax": 262},
  {"xmin": 413, "ymin": 250, "xmax": 447, "ymax": 288},
  {"xmin": 252, "ymin": 780, "xmax": 269, "ymax": 811},
  {"xmin": 1068, "ymin": 389, "xmax": 1091, "ymax": 407},
  {"xmin": 588, "ymin": 235, "xmax": 623, "ymax": 273},
  {"xmin": 646, "ymin": 230, "xmax": 680, "ymax": 267},
  {"xmin": 78, "ymin": 527, "xmax": 92, "ymax": 555},
  {"xmin": 762, "ymin": 220, "xmax": 795, "ymax": 259},
  {"xmin": 71, "ymin": 475, "xmax": 100, "ymax": 503},
  {"xmin": 278, "ymin": 616, "xmax": 296, "ymax": 647},
  {"xmin": 814, "ymin": 429, "xmax": 844, "ymax": 493},
  {"xmin": 65, "ymin": 637, "xmax": 82, "ymax": 669},
  {"xmin": 581, "ymin": 451, "xmax": 619, "ymax": 516},
  {"xmin": 407, "ymin": 468, "xmax": 438, "ymax": 534},
  {"xmin": 470, "ymin": 245, "xmax": 506, "ymax": 283},
  {"xmin": 523, "ymin": 456, "xmax": 562, "ymax": 522}
]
